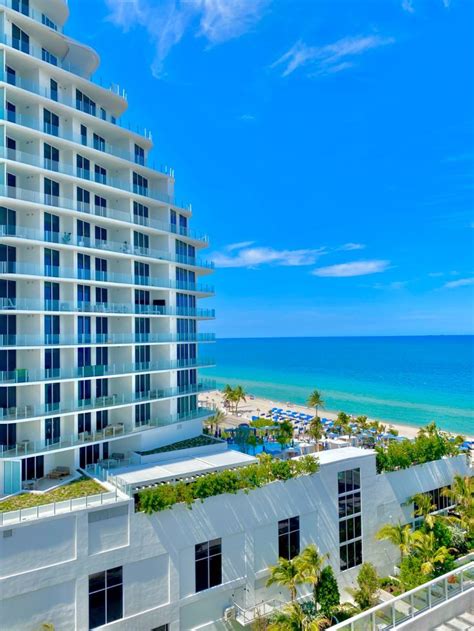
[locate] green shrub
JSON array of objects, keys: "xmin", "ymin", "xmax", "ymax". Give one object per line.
[{"xmin": 315, "ymin": 566, "xmax": 340, "ymax": 616}]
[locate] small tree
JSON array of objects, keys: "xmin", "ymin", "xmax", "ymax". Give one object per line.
[
  {"xmin": 275, "ymin": 420, "xmax": 294, "ymax": 451},
  {"xmin": 308, "ymin": 417, "xmax": 324, "ymax": 452},
  {"xmin": 350, "ymin": 563, "xmax": 379, "ymax": 610},
  {"xmin": 315, "ymin": 565, "xmax": 340, "ymax": 617},
  {"xmin": 267, "ymin": 557, "xmax": 304, "ymax": 601},
  {"xmin": 308, "ymin": 389, "xmax": 325, "ymax": 418}
]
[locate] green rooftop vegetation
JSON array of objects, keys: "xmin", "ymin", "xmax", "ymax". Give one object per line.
[
  {"xmin": 0, "ymin": 477, "xmax": 106, "ymax": 513},
  {"xmin": 137, "ymin": 453, "xmax": 319, "ymax": 514},
  {"xmin": 137, "ymin": 434, "xmax": 221, "ymax": 456},
  {"xmin": 375, "ymin": 422, "xmax": 465, "ymax": 473}
]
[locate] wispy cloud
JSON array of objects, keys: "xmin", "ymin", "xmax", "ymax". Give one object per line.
[
  {"xmin": 443, "ymin": 277, "xmax": 474, "ymax": 289},
  {"xmin": 372, "ymin": 280, "xmax": 407, "ymax": 290},
  {"xmin": 402, "ymin": 0, "xmax": 415, "ymax": 13},
  {"xmin": 271, "ymin": 34, "xmax": 395, "ymax": 78},
  {"xmin": 312, "ymin": 260, "xmax": 391, "ymax": 278},
  {"xmin": 105, "ymin": 0, "xmax": 271, "ymax": 77},
  {"xmin": 339, "ymin": 242, "xmax": 366, "ymax": 251},
  {"xmin": 212, "ymin": 242, "xmax": 325, "ymax": 268}
]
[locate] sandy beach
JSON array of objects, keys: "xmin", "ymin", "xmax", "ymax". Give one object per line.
[{"xmin": 199, "ymin": 390, "xmax": 472, "ymax": 440}]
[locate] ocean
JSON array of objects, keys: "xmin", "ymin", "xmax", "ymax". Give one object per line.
[{"xmin": 202, "ymin": 336, "xmax": 474, "ymax": 435}]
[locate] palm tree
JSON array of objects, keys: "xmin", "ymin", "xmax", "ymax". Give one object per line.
[
  {"xmin": 295, "ymin": 544, "xmax": 328, "ymax": 605},
  {"xmin": 307, "ymin": 390, "xmax": 325, "ymax": 419},
  {"xmin": 222, "ymin": 384, "xmax": 234, "ymax": 411},
  {"xmin": 268, "ymin": 603, "xmax": 329, "ymax": 631},
  {"xmin": 412, "ymin": 493, "xmax": 437, "ymax": 530},
  {"xmin": 233, "ymin": 385, "xmax": 247, "ymax": 414},
  {"xmin": 410, "ymin": 530, "xmax": 453, "ymax": 575},
  {"xmin": 376, "ymin": 522, "xmax": 413, "ymax": 562},
  {"xmin": 267, "ymin": 557, "xmax": 304, "ymax": 602},
  {"xmin": 441, "ymin": 475, "xmax": 474, "ymax": 535},
  {"xmin": 308, "ymin": 417, "xmax": 324, "ymax": 452},
  {"xmin": 209, "ymin": 409, "xmax": 225, "ymax": 434}
]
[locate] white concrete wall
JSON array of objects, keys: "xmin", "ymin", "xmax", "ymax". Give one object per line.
[{"xmin": 0, "ymin": 453, "xmax": 470, "ymax": 631}]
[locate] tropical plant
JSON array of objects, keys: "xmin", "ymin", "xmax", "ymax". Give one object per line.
[
  {"xmin": 222, "ymin": 384, "xmax": 234, "ymax": 410},
  {"xmin": 275, "ymin": 420, "xmax": 294, "ymax": 451},
  {"xmin": 333, "ymin": 412, "xmax": 351, "ymax": 436},
  {"xmin": 233, "ymin": 385, "xmax": 247, "ymax": 413},
  {"xmin": 295, "ymin": 544, "xmax": 328, "ymax": 604},
  {"xmin": 307, "ymin": 390, "xmax": 325, "ymax": 419},
  {"xmin": 267, "ymin": 557, "xmax": 304, "ymax": 601},
  {"xmin": 412, "ymin": 493, "xmax": 437, "ymax": 530},
  {"xmin": 410, "ymin": 530, "xmax": 455, "ymax": 576},
  {"xmin": 314, "ymin": 565, "xmax": 340, "ymax": 617},
  {"xmin": 209, "ymin": 409, "xmax": 226, "ymax": 434},
  {"xmin": 441, "ymin": 475, "xmax": 474, "ymax": 537},
  {"xmin": 308, "ymin": 417, "xmax": 324, "ymax": 452},
  {"xmin": 349, "ymin": 563, "xmax": 379, "ymax": 610},
  {"xmin": 376, "ymin": 522, "xmax": 413, "ymax": 563},
  {"xmin": 268, "ymin": 603, "xmax": 330, "ymax": 630}
]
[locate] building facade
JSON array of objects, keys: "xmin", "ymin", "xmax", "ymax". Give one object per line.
[
  {"xmin": 0, "ymin": 0, "xmax": 215, "ymax": 496},
  {"xmin": 0, "ymin": 448, "xmax": 470, "ymax": 630}
]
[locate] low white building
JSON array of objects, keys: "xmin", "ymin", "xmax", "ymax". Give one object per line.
[{"xmin": 0, "ymin": 445, "xmax": 470, "ymax": 630}]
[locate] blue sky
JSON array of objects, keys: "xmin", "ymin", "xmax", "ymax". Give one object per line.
[{"xmin": 68, "ymin": 0, "xmax": 474, "ymax": 337}]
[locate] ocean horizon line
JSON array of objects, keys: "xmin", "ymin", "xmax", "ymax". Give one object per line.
[{"xmin": 213, "ymin": 333, "xmax": 474, "ymax": 341}]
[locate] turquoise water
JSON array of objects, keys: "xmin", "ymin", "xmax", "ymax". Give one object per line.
[{"xmin": 202, "ymin": 336, "xmax": 474, "ymax": 435}]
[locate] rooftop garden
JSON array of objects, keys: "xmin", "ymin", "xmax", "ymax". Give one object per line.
[
  {"xmin": 137, "ymin": 434, "xmax": 221, "ymax": 456},
  {"xmin": 0, "ymin": 477, "xmax": 105, "ymax": 513},
  {"xmin": 137, "ymin": 453, "xmax": 319, "ymax": 514},
  {"xmin": 375, "ymin": 422, "xmax": 465, "ymax": 473}
]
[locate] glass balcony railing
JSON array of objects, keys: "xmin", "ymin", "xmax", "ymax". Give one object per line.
[
  {"xmin": 0, "ymin": 223, "xmax": 213, "ymax": 269},
  {"xmin": 0, "ymin": 109, "xmax": 193, "ymax": 209},
  {"xmin": 0, "ymin": 406, "xmax": 215, "ymax": 458},
  {"xmin": 0, "ymin": 178, "xmax": 206, "ymax": 243},
  {"xmin": 0, "ymin": 358, "xmax": 215, "ymax": 384},
  {"xmin": 0, "ymin": 332, "xmax": 216, "ymax": 347},
  {"xmin": 0, "ymin": 379, "xmax": 216, "ymax": 421},
  {"xmin": 0, "ymin": 296, "xmax": 216, "ymax": 318},
  {"xmin": 0, "ymin": 0, "xmax": 64, "ymax": 33},
  {"xmin": 1, "ymin": 32, "xmax": 128, "ymax": 103},
  {"xmin": 0, "ymin": 260, "xmax": 215, "ymax": 294}
]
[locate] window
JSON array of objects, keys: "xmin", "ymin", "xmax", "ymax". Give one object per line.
[
  {"xmin": 88, "ymin": 567, "xmax": 123, "ymax": 629},
  {"xmin": 77, "ymin": 187, "xmax": 90, "ymax": 210},
  {"xmin": 44, "ymin": 249, "xmax": 60, "ymax": 276},
  {"xmin": 13, "ymin": 0, "xmax": 29, "ymax": 16},
  {"xmin": 95, "ymin": 165, "xmax": 107, "ymax": 185},
  {"xmin": 195, "ymin": 539, "xmax": 222, "ymax": 593},
  {"xmin": 44, "ymin": 144, "xmax": 59, "ymax": 171},
  {"xmin": 77, "ymin": 90, "xmax": 96, "ymax": 116},
  {"xmin": 95, "ymin": 258, "xmax": 107, "ymax": 281},
  {"xmin": 50, "ymin": 79, "xmax": 58, "ymax": 101},
  {"xmin": 278, "ymin": 517, "xmax": 300, "ymax": 560},
  {"xmin": 151, "ymin": 626, "xmax": 169, "ymax": 631},
  {"xmin": 413, "ymin": 486, "xmax": 453, "ymax": 522},
  {"xmin": 95, "ymin": 287, "xmax": 108, "ymax": 304},
  {"xmin": 338, "ymin": 468, "xmax": 362, "ymax": 571},
  {"xmin": 95, "ymin": 226, "xmax": 107, "ymax": 244},
  {"xmin": 94, "ymin": 195, "xmax": 107, "ymax": 216},
  {"xmin": 134, "ymin": 144, "xmax": 145, "ymax": 166},
  {"xmin": 44, "ymin": 178, "xmax": 59, "ymax": 205},
  {"xmin": 81, "ymin": 125, "xmax": 88, "ymax": 146},
  {"xmin": 134, "ymin": 231, "xmax": 149, "ymax": 253},
  {"xmin": 77, "ymin": 155, "xmax": 91, "ymax": 179},
  {"xmin": 42, "ymin": 48, "xmax": 58, "ymax": 66},
  {"xmin": 12, "ymin": 24, "xmax": 29, "ymax": 53},
  {"xmin": 44, "ymin": 109, "xmax": 59, "ymax": 136},
  {"xmin": 133, "ymin": 201, "xmax": 149, "ymax": 225},
  {"xmin": 135, "ymin": 402, "xmax": 150, "ymax": 427},
  {"xmin": 6, "ymin": 66, "xmax": 16, "ymax": 85},
  {"xmin": 93, "ymin": 133, "xmax": 105, "ymax": 152},
  {"xmin": 100, "ymin": 107, "xmax": 107, "ymax": 121},
  {"xmin": 42, "ymin": 14, "xmax": 58, "ymax": 31},
  {"xmin": 6, "ymin": 102, "xmax": 16, "ymax": 123},
  {"xmin": 133, "ymin": 172, "xmax": 148, "ymax": 195}
]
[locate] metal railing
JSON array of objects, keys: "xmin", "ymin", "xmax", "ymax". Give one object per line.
[
  {"xmin": 0, "ymin": 358, "xmax": 215, "ymax": 384},
  {"xmin": 330, "ymin": 562, "xmax": 474, "ymax": 631},
  {"xmin": 0, "ymin": 260, "xmax": 214, "ymax": 294},
  {"xmin": 0, "ymin": 379, "xmax": 216, "ymax": 421},
  {"xmin": 0, "ymin": 222, "xmax": 212, "ymax": 268},
  {"xmin": 0, "ymin": 489, "xmax": 127, "ymax": 527},
  {"xmin": 0, "ymin": 332, "xmax": 216, "ymax": 347}
]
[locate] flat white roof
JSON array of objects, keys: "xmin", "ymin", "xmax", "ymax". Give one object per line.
[
  {"xmin": 112, "ymin": 449, "xmax": 258, "ymax": 489},
  {"xmin": 316, "ymin": 446, "xmax": 375, "ymax": 466}
]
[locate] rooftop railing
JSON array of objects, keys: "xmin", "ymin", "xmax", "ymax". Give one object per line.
[
  {"xmin": 0, "ymin": 332, "xmax": 216, "ymax": 347},
  {"xmin": 0, "ymin": 358, "xmax": 215, "ymax": 384},
  {"xmin": 0, "ymin": 181, "xmax": 207, "ymax": 243},
  {"xmin": 0, "ymin": 296, "xmax": 216, "ymax": 318},
  {"xmin": 0, "ymin": 260, "xmax": 215, "ymax": 294},
  {"xmin": 330, "ymin": 561, "xmax": 474, "ymax": 631},
  {"xmin": 0, "ymin": 224, "xmax": 213, "ymax": 269},
  {"xmin": 0, "ymin": 379, "xmax": 216, "ymax": 421}
]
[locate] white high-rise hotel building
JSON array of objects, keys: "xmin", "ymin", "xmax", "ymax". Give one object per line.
[{"xmin": 0, "ymin": 0, "xmax": 215, "ymax": 495}]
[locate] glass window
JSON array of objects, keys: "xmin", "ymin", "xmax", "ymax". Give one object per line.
[
  {"xmin": 278, "ymin": 516, "xmax": 300, "ymax": 560},
  {"xmin": 195, "ymin": 539, "xmax": 222, "ymax": 593},
  {"xmin": 88, "ymin": 567, "xmax": 123, "ymax": 629},
  {"xmin": 42, "ymin": 48, "xmax": 58, "ymax": 66}
]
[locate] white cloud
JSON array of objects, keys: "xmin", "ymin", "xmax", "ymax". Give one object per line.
[
  {"xmin": 339, "ymin": 242, "xmax": 366, "ymax": 251},
  {"xmin": 105, "ymin": 0, "xmax": 270, "ymax": 77},
  {"xmin": 402, "ymin": 0, "xmax": 415, "ymax": 13},
  {"xmin": 443, "ymin": 277, "xmax": 474, "ymax": 289},
  {"xmin": 271, "ymin": 34, "xmax": 395, "ymax": 78},
  {"xmin": 372, "ymin": 281, "xmax": 407, "ymax": 290},
  {"xmin": 312, "ymin": 260, "xmax": 391, "ymax": 277},
  {"xmin": 212, "ymin": 243, "xmax": 325, "ymax": 268},
  {"xmin": 240, "ymin": 114, "xmax": 256, "ymax": 122}
]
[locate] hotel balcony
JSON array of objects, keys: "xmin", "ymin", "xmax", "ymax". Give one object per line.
[
  {"xmin": 0, "ymin": 358, "xmax": 215, "ymax": 385},
  {"xmin": 0, "ymin": 297, "xmax": 216, "ymax": 318},
  {"xmin": 0, "ymin": 379, "xmax": 216, "ymax": 422},
  {"xmin": 0, "ymin": 261, "xmax": 215, "ymax": 296},
  {"xmin": 0, "ymin": 407, "xmax": 216, "ymax": 459},
  {"xmin": 0, "ymin": 332, "xmax": 216, "ymax": 348},
  {"xmin": 0, "ymin": 224, "xmax": 213, "ymax": 269}
]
